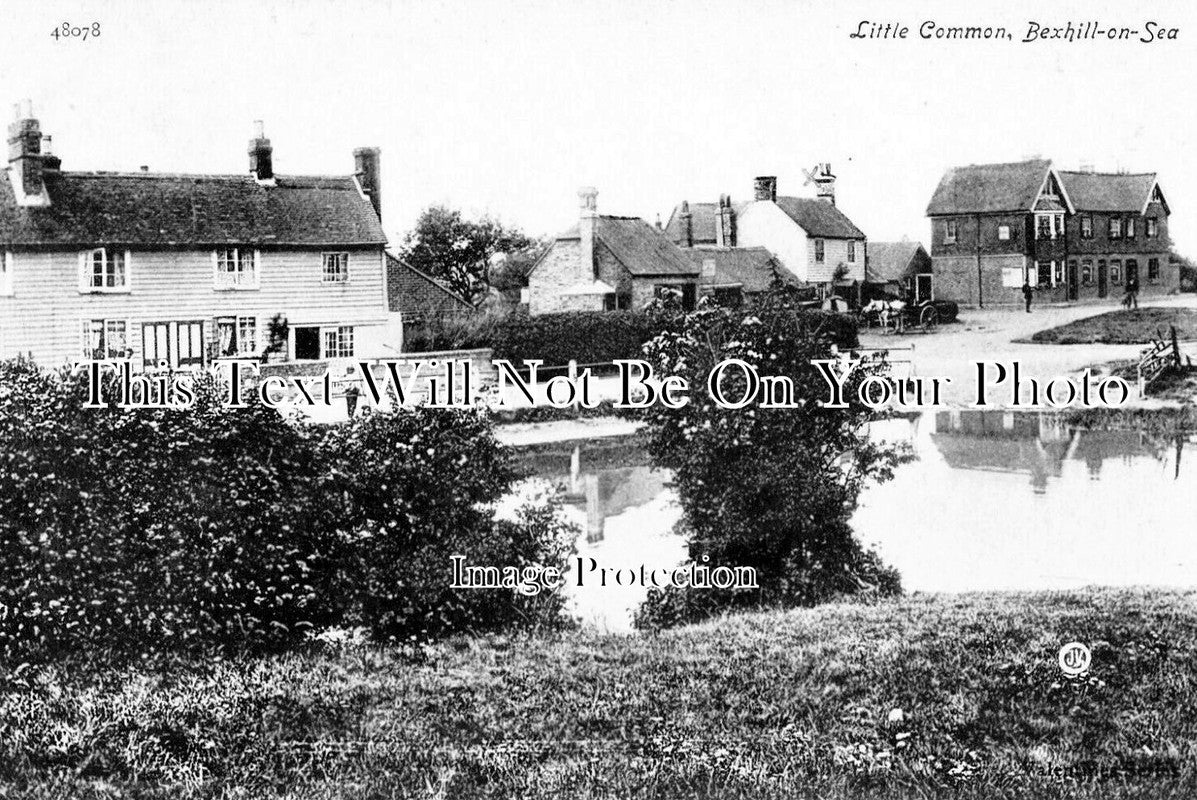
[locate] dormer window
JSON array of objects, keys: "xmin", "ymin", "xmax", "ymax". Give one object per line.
[
  {"xmin": 79, "ymin": 248, "xmax": 129, "ymax": 293},
  {"xmin": 214, "ymin": 248, "xmax": 258, "ymax": 289}
]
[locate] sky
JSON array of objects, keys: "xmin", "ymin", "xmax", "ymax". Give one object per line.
[{"xmin": 3, "ymin": 0, "xmax": 1196, "ymax": 251}]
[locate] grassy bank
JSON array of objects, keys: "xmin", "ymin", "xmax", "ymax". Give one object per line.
[
  {"xmin": 1028, "ymin": 307, "xmax": 1197, "ymax": 344},
  {"xmin": 4, "ymin": 588, "xmax": 1197, "ymax": 798}
]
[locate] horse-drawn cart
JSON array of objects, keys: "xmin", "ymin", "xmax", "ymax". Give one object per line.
[{"xmin": 858, "ymin": 299, "xmax": 940, "ymax": 334}]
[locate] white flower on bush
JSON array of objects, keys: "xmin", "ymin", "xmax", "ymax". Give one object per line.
[{"xmin": 306, "ymin": 625, "xmax": 370, "ymax": 651}]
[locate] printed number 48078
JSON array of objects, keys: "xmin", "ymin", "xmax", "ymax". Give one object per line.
[{"xmin": 52, "ymin": 23, "xmax": 101, "ymax": 41}]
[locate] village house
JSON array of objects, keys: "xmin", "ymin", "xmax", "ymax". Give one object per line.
[
  {"xmin": 864, "ymin": 240, "xmax": 933, "ymax": 302},
  {"xmin": 926, "ymin": 159, "xmax": 1175, "ymax": 307},
  {"xmin": 0, "ymin": 102, "xmax": 407, "ymax": 368},
  {"xmin": 526, "ymin": 188, "xmax": 699, "ymax": 314},
  {"xmin": 664, "ymin": 165, "xmax": 867, "ymax": 296}
]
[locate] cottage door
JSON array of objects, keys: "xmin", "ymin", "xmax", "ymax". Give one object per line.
[
  {"xmin": 142, "ymin": 322, "xmax": 172, "ymax": 369},
  {"xmin": 176, "ymin": 321, "xmax": 205, "ymax": 368},
  {"xmin": 915, "ymin": 274, "xmax": 933, "ymax": 302},
  {"xmin": 1097, "ymin": 264, "xmax": 1108, "ymax": 298},
  {"xmin": 1067, "ymin": 262, "xmax": 1079, "ymax": 300}
]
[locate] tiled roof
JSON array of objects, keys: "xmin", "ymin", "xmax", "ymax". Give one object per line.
[
  {"xmin": 664, "ymin": 202, "xmax": 718, "ymax": 245},
  {"xmin": 926, "ymin": 159, "xmax": 1052, "ymax": 215},
  {"xmin": 773, "ymin": 197, "xmax": 865, "ymax": 239},
  {"xmin": 865, "ymin": 241, "xmax": 928, "ymax": 283},
  {"xmin": 1056, "ymin": 171, "xmax": 1159, "ymax": 212},
  {"xmin": 556, "ymin": 216, "xmax": 696, "ymax": 277},
  {"xmin": 688, "ymin": 246, "xmax": 799, "ymax": 292},
  {"xmin": 0, "ymin": 170, "xmax": 387, "ymax": 247},
  {"xmin": 385, "ymin": 253, "xmax": 473, "ymax": 311}
]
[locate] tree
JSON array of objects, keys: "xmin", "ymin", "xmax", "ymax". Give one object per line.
[
  {"xmin": 397, "ymin": 205, "xmax": 538, "ymax": 302},
  {"xmin": 634, "ymin": 292, "xmax": 906, "ymax": 629}
]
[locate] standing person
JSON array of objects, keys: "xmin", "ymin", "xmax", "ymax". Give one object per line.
[
  {"xmin": 343, "ymin": 366, "xmax": 361, "ymax": 418},
  {"xmin": 1022, "ymin": 280, "xmax": 1034, "ymax": 313},
  {"xmin": 1127, "ymin": 275, "xmax": 1140, "ymax": 309}
]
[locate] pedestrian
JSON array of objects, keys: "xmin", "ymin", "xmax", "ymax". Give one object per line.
[
  {"xmin": 1127, "ymin": 275, "xmax": 1140, "ymax": 309},
  {"xmin": 1022, "ymin": 280, "xmax": 1033, "ymax": 313},
  {"xmin": 343, "ymin": 366, "xmax": 361, "ymax": 418}
]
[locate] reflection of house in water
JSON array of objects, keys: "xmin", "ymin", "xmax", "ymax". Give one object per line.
[
  {"xmin": 513, "ymin": 438, "xmax": 671, "ymax": 543},
  {"xmin": 565, "ymin": 459, "xmax": 672, "ymax": 543},
  {"xmin": 932, "ymin": 410, "xmax": 1179, "ymax": 494}
]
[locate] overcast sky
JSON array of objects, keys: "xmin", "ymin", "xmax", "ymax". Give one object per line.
[{"xmin": 4, "ymin": 0, "xmax": 1195, "ymax": 251}]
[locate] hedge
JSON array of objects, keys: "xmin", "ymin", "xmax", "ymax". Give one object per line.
[
  {"xmin": 490, "ymin": 306, "xmax": 857, "ymax": 366},
  {"xmin": 0, "ymin": 358, "xmax": 574, "ymax": 661}
]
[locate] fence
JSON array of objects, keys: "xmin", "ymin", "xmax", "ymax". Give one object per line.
[{"xmin": 1136, "ymin": 326, "xmax": 1184, "ymax": 398}]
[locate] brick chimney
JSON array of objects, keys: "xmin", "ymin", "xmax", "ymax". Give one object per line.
[
  {"xmin": 578, "ymin": 186, "xmax": 598, "ymax": 278},
  {"xmin": 715, "ymin": 194, "xmax": 736, "ymax": 247},
  {"xmin": 753, "ymin": 176, "xmax": 777, "ymax": 202},
  {"xmin": 248, "ymin": 120, "xmax": 274, "ymax": 183},
  {"xmin": 42, "ymin": 136, "xmax": 62, "ymax": 172},
  {"xmin": 354, "ymin": 147, "xmax": 381, "ymax": 219},
  {"xmin": 814, "ymin": 163, "xmax": 836, "ymax": 205},
  {"xmin": 7, "ymin": 100, "xmax": 51, "ymax": 207},
  {"xmin": 678, "ymin": 200, "xmax": 693, "ymax": 247}
]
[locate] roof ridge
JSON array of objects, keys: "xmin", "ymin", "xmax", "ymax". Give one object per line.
[{"xmin": 59, "ymin": 170, "xmax": 355, "ymax": 182}]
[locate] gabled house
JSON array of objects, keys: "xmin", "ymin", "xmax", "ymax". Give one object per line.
[
  {"xmin": 665, "ymin": 166, "xmax": 867, "ymax": 295},
  {"xmin": 865, "ymin": 241, "xmax": 933, "ymax": 302},
  {"xmin": 527, "ymin": 188, "xmax": 699, "ymax": 314},
  {"xmin": 0, "ymin": 103, "xmax": 399, "ymax": 367},
  {"xmin": 926, "ymin": 158, "xmax": 1174, "ymax": 306}
]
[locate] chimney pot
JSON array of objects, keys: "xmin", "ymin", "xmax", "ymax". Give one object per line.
[
  {"xmin": 248, "ymin": 122, "xmax": 274, "ymax": 182},
  {"xmin": 354, "ymin": 147, "xmax": 381, "ymax": 218},
  {"xmin": 753, "ymin": 176, "xmax": 777, "ymax": 202}
]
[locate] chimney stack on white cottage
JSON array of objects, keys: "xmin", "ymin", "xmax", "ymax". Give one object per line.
[{"xmin": 7, "ymin": 99, "xmax": 51, "ymax": 207}]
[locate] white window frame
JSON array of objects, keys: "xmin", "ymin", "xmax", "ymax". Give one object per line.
[
  {"xmin": 1, "ymin": 251, "xmax": 12, "ymax": 296},
  {"xmin": 997, "ymin": 225, "xmax": 1010, "ymax": 241},
  {"xmin": 944, "ymin": 219, "xmax": 958, "ymax": 244},
  {"xmin": 1080, "ymin": 215, "xmax": 1093, "ymax": 239},
  {"xmin": 1108, "ymin": 218, "xmax": 1122, "ymax": 239},
  {"xmin": 215, "ymin": 314, "xmax": 258, "ymax": 357},
  {"xmin": 80, "ymin": 318, "xmax": 131, "ymax": 359},
  {"xmin": 814, "ymin": 239, "xmax": 825, "ymax": 263},
  {"xmin": 78, "ymin": 248, "xmax": 132, "ymax": 294},
  {"xmin": 1146, "ymin": 217, "xmax": 1158, "ymax": 238},
  {"xmin": 213, "ymin": 248, "xmax": 260, "ymax": 290},
  {"xmin": 846, "ymin": 241, "xmax": 856, "ymax": 263},
  {"xmin": 322, "ymin": 251, "xmax": 350, "ymax": 283},
  {"xmin": 321, "ymin": 325, "xmax": 354, "ymax": 359}
]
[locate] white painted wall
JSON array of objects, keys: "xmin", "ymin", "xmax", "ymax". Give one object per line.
[{"xmin": 736, "ymin": 200, "xmax": 865, "ymax": 284}]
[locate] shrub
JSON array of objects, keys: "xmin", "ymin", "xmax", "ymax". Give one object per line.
[
  {"xmin": 318, "ymin": 407, "xmax": 574, "ymax": 640},
  {"xmin": 0, "ymin": 358, "xmax": 575, "ymax": 660},
  {"xmin": 633, "ymin": 292, "xmax": 903, "ymax": 630}
]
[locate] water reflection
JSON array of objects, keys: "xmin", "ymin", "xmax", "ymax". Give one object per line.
[
  {"xmin": 931, "ymin": 410, "xmax": 1190, "ymax": 494},
  {"xmin": 514, "ymin": 414, "xmax": 1197, "ymax": 627}
]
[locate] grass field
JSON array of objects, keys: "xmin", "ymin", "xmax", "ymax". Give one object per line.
[
  {"xmin": 4, "ymin": 589, "xmax": 1197, "ymax": 798},
  {"xmin": 1028, "ymin": 307, "xmax": 1197, "ymax": 344}
]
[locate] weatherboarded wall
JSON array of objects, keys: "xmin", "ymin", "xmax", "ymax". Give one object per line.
[{"xmin": 0, "ymin": 246, "xmax": 389, "ymax": 366}]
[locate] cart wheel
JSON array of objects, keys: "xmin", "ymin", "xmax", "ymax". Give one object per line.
[{"xmin": 920, "ymin": 306, "xmax": 939, "ymax": 331}]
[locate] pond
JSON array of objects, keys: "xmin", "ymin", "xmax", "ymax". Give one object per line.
[{"xmin": 510, "ymin": 412, "xmax": 1197, "ymax": 630}]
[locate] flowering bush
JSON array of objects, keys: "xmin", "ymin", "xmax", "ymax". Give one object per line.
[
  {"xmin": 634, "ymin": 293, "xmax": 903, "ymax": 629},
  {"xmin": 0, "ymin": 357, "xmax": 574, "ymax": 661}
]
